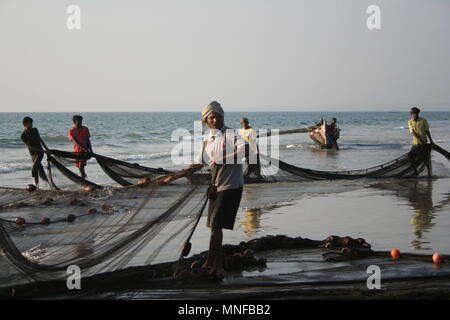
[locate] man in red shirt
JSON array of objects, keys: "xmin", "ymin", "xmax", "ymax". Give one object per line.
[{"xmin": 68, "ymin": 115, "xmax": 93, "ymax": 179}]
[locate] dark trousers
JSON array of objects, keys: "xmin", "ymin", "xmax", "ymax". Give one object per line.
[
  {"xmin": 244, "ymin": 144, "xmax": 261, "ymax": 177},
  {"xmin": 31, "ymin": 152, "xmax": 48, "ymax": 181}
]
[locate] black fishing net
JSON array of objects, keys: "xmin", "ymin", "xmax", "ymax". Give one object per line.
[
  {"xmin": 245, "ymin": 144, "xmax": 433, "ymax": 183},
  {"xmin": 0, "ymin": 168, "xmax": 209, "ymax": 295},
  {"xmin": 47, "ymin": 150, "xmax": 173, "ymax": 187},
  {"xmin": 37, "ymin": 145, "xmax": 434, "ymax": 190}
]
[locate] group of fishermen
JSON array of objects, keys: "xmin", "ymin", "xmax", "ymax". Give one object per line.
[
  {"xmin": 21, "ymin": 115, "xmax": 93, "ymax": 188},
  {"xmin": 20, "ymin": 104, "xmax": 435, "ymax": 277}
]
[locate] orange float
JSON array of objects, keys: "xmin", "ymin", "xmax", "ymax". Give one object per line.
[
  {"xmin": 432, "ymin": 253, "xmax": 444, "ymax": 264},
  {"xmin": 391, "ymin": 249, "xmax": 401, "ymax": 259},
  {"xmin": 138, "ymin": 177, "xmax": 150, "ymax": 184},
  {"xmin": 84, "ymin": 186, "xmax": 95, "ymax": 193}
]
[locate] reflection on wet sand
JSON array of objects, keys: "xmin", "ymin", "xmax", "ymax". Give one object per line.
[
  {"xmin": 240, "ymin": 209, "xmax": 262, "ymax": 237},
  {"xmin": 369, "ymin": 179, "xmax": 450, "ymax": 251}
]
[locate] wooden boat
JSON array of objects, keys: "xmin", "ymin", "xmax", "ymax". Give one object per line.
[{"xmin": 309, "ymin": 119, "xmax": 340, "ymax": 150}]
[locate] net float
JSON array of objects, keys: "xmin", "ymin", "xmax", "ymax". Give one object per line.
[
  {"xmin": 88, "ymin": 208, "xmax": 97, "ymax": 214},
  {"xmin": 391, "ymin": 249, "xmax": 401, "ymax": 259},
  {"xmin": 325, "ymin": 242, "xmax": 333, "ymax": 249},
  {"xmin": 84, "ymin": 186, "xmax": 95, "ymax": 193},
  {"xmin": 69, "ymin": 198, "xmax": 79, "ymax": 205},
  {"xmin": 67, "ymin": 214, "xmax": 76, "ymax": 222},
  {"xmin": 138, "ymin": 177, "xmax": 150, "ymax": 184},
  {"xmin": 101, "ymin": 204, "xmax": 110, "ymax": 212},
  {"xmin": 15, "ymin": 217, "xmax": 26, "ymax": 225},
  {"xmin": 25, "ymin": 184, "xmax": 36, "ymax": 192},
  {"xmin": 432, "ymin": 253, "xmax": 444, "ymax": 264},
  {"xmin": 40, "ymin": 217, "xmax": 50, "ymax": 225},
  {"xmin": 243, "ymin": 249, "xmax": 254, "ymax": 258}
]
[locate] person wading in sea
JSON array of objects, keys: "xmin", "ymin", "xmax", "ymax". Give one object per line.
[
  {"xmin": 408, "ymin": 107, "xmax": 434, "ymax": 176},
  {"xmin": 68, "ymin": 115, "xmax": 93, "ymax": 179},
  {"xmin": 21, "ymin": 117, "xmax": 50, "ymax": 188},
  {"xmin": 408, "ymin": 107, "xmax": 434, "ymax": 148},
  {"xmin": 239, "ymin": 117, "xmax": 261, "ymax": 178},
  {"xmin": 159, "ymin": 101, "xmax": 245, "ymax": 277}
]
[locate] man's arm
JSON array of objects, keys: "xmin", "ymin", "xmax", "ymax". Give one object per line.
[
  {"xmin": 426, "ymin": 131, "xmax": 434, "ymax": 145},
  {"xmin": 36, "ymin": 130, "xmax": 49, "ymax": 151}
]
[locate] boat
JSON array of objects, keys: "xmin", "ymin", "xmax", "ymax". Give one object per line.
[{"xmin": 309, "ymin": 118, "xmax": 340, "ymax": 150}]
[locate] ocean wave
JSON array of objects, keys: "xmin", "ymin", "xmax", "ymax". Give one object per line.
[
  {"xmin": 0, "ymin": 138, "xmax": 24, "ymax": 148},
  {"xmin": 0, "ymin": 162, "xmax": 31, "ymax": 174},
  {"xmin": 41, "ymin": 135, "xmax": 70, "ymax": 143},
  {"xmin": 115, "ymin": 152, "xmax": 173, "ymax": 162},
  {"xmin": 121, "ymin": 133, "xmax": 143, "ymax": 138}
]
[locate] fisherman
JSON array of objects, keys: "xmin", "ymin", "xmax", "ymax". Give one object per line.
[
  {"xmin": 159, "ymin": 101, "xmax": 245, "ymax": 277},
  {"xmin": 68, "ymin": 115, "xmax": 93, "ymax": 179},
  {"xmin": 21, "ymin": 117, "xmax": 50, "ymax": 188},
  {"xmin": 408, "ymin": 107, "xmax": 434, "ymax": 176},
  {"xmin": 408, "ymin": 107, "xmax": 434, "ymax": 148},
  {"xmin": 326, "ymin": 117, "xmax": 340, "ymax": 150},
  {"xmin": 239, "ymin": 117, "xmax": 261, "ymax": 178}
]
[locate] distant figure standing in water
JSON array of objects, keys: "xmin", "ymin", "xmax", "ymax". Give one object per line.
[
  {"xmin": 408, "ymin": 107, "xmax": 434, "ymax": 176},
  {"xmin": 239, "ymin": 117, "xmax": 261, "ymax": 178},
  {"xmin": 68, "ymin": 115, "xmax": 93, "ymax": 179},
  {"xmin": 21, "ymin": 117, "xmax": 49, "ymax": 188},
  {"xmin": 326, "ymin": 117, "xmax": 340, "ymax": 150}
]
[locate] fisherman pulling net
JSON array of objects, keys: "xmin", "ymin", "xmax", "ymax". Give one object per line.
[{"xmin": 35, "ymin": 141, "xmax": 440, "ymax": 191}]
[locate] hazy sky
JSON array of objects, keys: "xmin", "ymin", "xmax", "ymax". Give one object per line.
[{"xmin": 0, "ymin": 0, "xmax": 449, "ymax": 112}]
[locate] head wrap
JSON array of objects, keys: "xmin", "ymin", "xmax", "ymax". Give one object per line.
[
  {"xmin": 410, "ymin": 107, "xmax": 420, "ymax": 115},
  {"xmin": 201, "ymin": 101, "xmax": 224, "ymax": 124}
]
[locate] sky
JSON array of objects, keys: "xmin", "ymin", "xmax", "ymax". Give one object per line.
[{"xmin": 0, "ymin": 0, "xmax": 449, "ymax": 112}]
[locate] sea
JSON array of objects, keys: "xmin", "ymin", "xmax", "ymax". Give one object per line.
[{"xmin": 1, "ymin": 111, "xmax": 450, "ymax": 299}]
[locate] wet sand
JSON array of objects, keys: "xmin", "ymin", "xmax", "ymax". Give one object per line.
[{"xmin": 189, "ymin": 177, "xmax": 450, "ymax": 257}]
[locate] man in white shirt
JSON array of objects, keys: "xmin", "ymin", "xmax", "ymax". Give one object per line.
[{"xmin": 160, "ymin": 101, "xmax": 245, "ymax": 277}]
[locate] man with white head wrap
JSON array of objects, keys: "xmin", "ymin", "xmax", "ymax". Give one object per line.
[{"xmin": 160, "ymin": 101, "xmax": 245, "ymax": 277}]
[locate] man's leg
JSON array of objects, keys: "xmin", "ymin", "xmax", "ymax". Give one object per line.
[
  {"xmin": 35, "ymin": 152, "xmax": 49, "ymax": 182},
  {"xmin": 79, "ymin": 163, "xmax": 87, "ymax": 179},
  {"xmin": 31, "ymin": 154, "xmax": 40, "ymax": 185},
  {"xmin": 202, "ymin": 227, "xmax": 223, "ymax": 273}
]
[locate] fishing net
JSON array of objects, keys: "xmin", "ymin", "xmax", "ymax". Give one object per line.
[
  {"xmin": 245, "ymin": 144, "xmax": 433, "ymax": 183},
  {"xmin": 47, "ymin": 150, "xmax": 173, "ymax": 188},
  {"xmin": 0, "ymin": 166, "xmax": 209, "ymax": 296},
  {"xmin": 37, "ymin": 145, "xmax": 434, "ymax": 190}
]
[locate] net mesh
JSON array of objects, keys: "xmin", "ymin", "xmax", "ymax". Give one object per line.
[
  {"xmin": 44, "ymin": 145, "xmax": 434, "ymax": 189},
  {"xmin": 245, "ymin": 144, "xmax": 433, "ymax": 183},
  {"xmin": 0, "ymin": 170, "xmax": 208, "ymax": 292}
]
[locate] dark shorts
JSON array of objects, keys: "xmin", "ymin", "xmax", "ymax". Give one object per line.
[{"xmin": 207, "ymin": 187, "xmax": 243, "ymax": 230}]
